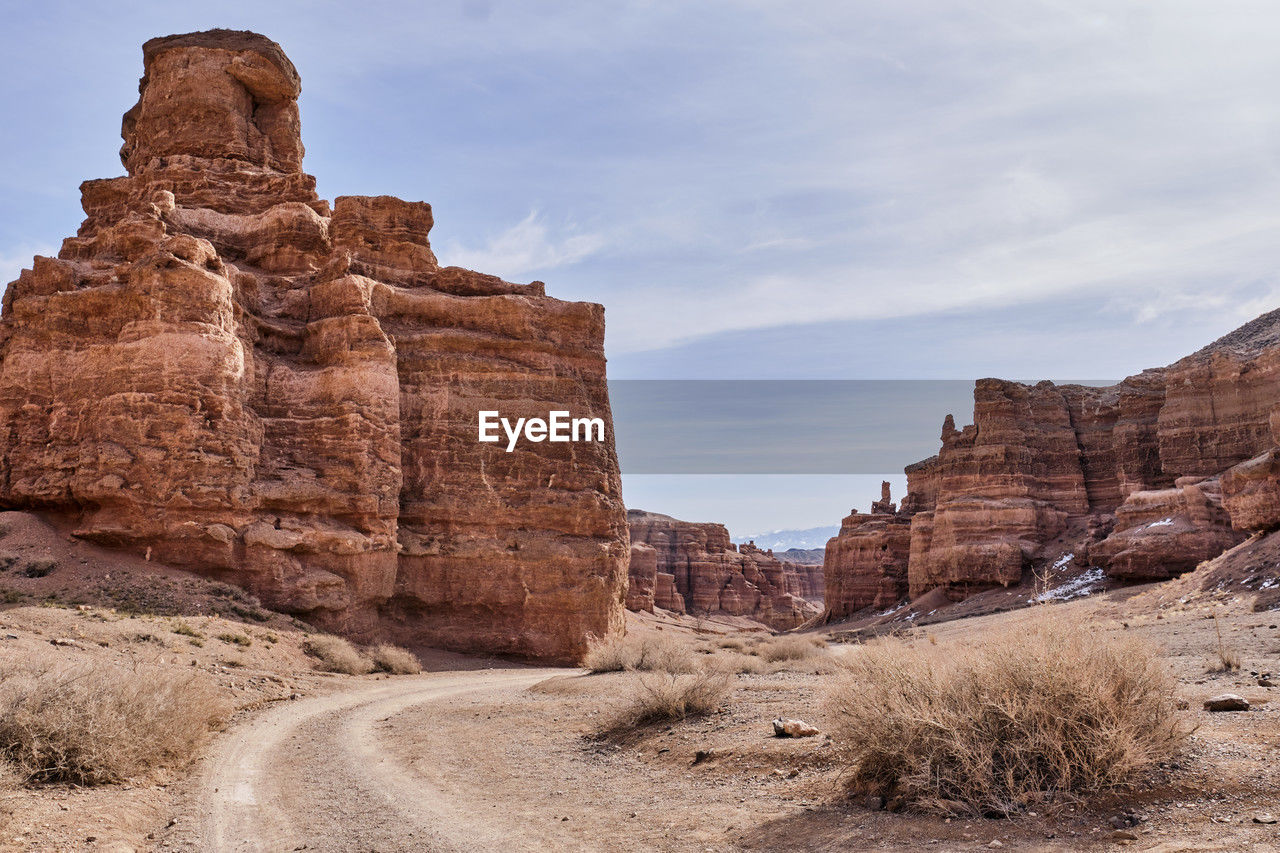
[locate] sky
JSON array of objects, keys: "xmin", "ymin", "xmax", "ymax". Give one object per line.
[{"xmin": 4, "ymin": 1, "xmax": 1280, "ymax": 536}]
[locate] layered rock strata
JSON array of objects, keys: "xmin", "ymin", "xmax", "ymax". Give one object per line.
[
  {"xmin": 825, "ymin": 307, "xmax": 1280, "ymax": 609},
  {"xmin": 626, "ymin": 510, "xmax": 819, "ymax": 628},
  {"xmin": 0, "ymin": 30, "xmax": 628, "ymax": 662},
  {"xmin": 823, "ymin": 482, "xmax": 913, "ymax": 618}
]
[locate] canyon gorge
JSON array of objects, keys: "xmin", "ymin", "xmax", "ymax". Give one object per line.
[{"xmin": 626, "ymin": 510, "xmax": 822, "ymax": 629}]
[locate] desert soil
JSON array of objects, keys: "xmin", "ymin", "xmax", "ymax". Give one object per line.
[{"xmin": 1, "ymin": 543, "xmax": 1278, "ymax": 851}]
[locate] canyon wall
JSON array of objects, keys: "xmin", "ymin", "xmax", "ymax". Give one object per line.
[
  {"xmin": 825, "ymin": 308, "xmax": 1280, "ymax": 613},
  {"xmin": 626, "ymin": 510, "xmax": 820, "ymax": 629},
  {"xmin": 0, "ymin": 30, "xmax": 628, "ymax": 663}
]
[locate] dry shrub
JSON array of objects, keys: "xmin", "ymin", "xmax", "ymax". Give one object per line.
[
  {"xmin": 1207, "ymin": 613, "xmax": 1242, "ymax": 673},
  {"xmin": 601, "ymin": 670, "xmax": 731, "ymax": 737},
  {"xmin": 304, "ymin": 635, "xmax": 373, "ymax": 674},
  {"xmin": 0, "ymin": 662, "xmax": 228, "ymax": 785},
  {"xmin": 711, "ymin": 651, "xmax": 767, "ymax": 675},
  {"xmin": 582, "ymin": 634, "xmax": 697, "ymax": 674},
  {"xmin": 827, "ymin": 619, "xmax": 1186, "ymax": 816},
  {"xmin": 717, "ymin": 637, "xmax": 748, "ymax": 652},
  {"xmin": 758, "ymin": 634, "xmax": 822, "ymax": 663},
  {"xmin": 369, "ymin": 644, "xmax": 422, "ymax": 675}
]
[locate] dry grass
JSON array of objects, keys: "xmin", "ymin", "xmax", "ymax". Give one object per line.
[
  {"xmin": 827, "ymin": 619, "xmax": 1187, "ymax": 816},
  {"xmin": 1207, "ymin": 613, "xmax": 1243, "ymax": 673},
  {"xmin": 0, "ymin": 661, "xmax": 228, "ymax": 785},
  {"xmin": 600, "ymin": 670, "xmax": 732, "ymax": 737},
  {"xmin": 710, "ymin": 651, "xmax": 767, "ymax": 675},
  {"xmin": 757, "ymin": 634, "xmax": 824, "ymax": 663},
  {"xmin": 303, "ymin": 635, "xmax": 374, "ymax": 675},
  {"xmin": 369, "ymin": 644, "xmax": 423, "ymax": 675},
  {"xmin": 582, "ymin": 634, "xmax": 697, "ymax": 674}
]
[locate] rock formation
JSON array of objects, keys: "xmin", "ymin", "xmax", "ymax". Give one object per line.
[
  {"xmin": 825, "ymin": 307, "xmax": 1280, "ymax": 612},
  {"xmin": 823, "ymin": 482, "xmax": 913, "ymax": 619},
  {"xmin": 626, "ymin": 510, "xmax": 819, "ymax": 628},
  {"xmin": 0, "ymin": 30, "xmax": 628, "ymax": 663}
]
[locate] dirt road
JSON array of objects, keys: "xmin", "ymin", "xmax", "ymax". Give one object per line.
[{"xmin": 165, "ymin": 668, "xmax": 564, "ymax": 853}]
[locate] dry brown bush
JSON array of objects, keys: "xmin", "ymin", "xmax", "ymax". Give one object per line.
[
  {"xmin": 369, "ymin": 644, "xmax": 423, "ymax": 675},
  {"xmin": 582, "ymin": 634, "xmax": 697, "ymax": 674},
  {"xmin": 758, "ymin": 634, "xmax": 822, "ymax": 663},
  {"xmin": 826, "ymin": 619, "xmax": 1187, "ymax": 815},
  {"xmin": 303, "ymin": 635, "xmax": 373, "ymax": 674},
  {"xmin": 0, "ymin": 661, "xmax": 228, "ymax": 785},
  {"xmin": 710, "ymin": 651, "xmax": 767, "ymax": 675},
  {"xmin": 601, "ymin": 670, "xmax": 731, "ymax": 737},
  {"xmin": 717, "ymin": 637, "xmax": 748, "ymax": 652}
]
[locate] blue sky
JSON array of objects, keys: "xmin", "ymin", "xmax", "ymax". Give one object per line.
[{"xmin": 4, "ymin": 1, "xmax": 1280, "ymax": 535}]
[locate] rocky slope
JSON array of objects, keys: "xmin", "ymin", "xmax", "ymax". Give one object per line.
[
  {"xmin": 825, "ymin": 309, "xmax": 1280, "ymax": 613},
  {"xmin": 0, "ymin": 30, "xmax": 628, "ymax": 663},
  {"xmin": 626, "ymin": 510, "xmax": 820, "ymax": 628}
]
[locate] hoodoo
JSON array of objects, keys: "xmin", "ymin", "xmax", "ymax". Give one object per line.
[
  {"xmin": 0, "ymin": 30, "xmax": 628, "ymax": 662},
  {"xmin": 824, "ymin": 308, "xmax": 1280, "ymax": 613}
]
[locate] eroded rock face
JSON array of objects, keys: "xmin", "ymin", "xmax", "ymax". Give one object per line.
[
  {"xmin": 626, "ymin": 510, "xmax": 819, "ymax": 629},
  {"xmin": 626, "ymin": 543, "xmax": 658, "ymax": 613},
  {"xmin": 824, "ymin": 307, "xmax": 1280, "ymax": 610},
  {"xmin": 823, "ymin": 482, "xmax": 913, "ymax": 618},
  {"xmin": 0, "ymin": 30, "xmax": 627, "ymax": 663},
  {"xmin": 1092, "ymin": 478, "xmax": 1245, "ymax": 580}
]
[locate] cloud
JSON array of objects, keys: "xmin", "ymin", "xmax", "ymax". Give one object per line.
[{"xmin": 438, "ymin": 211, "xmax": 605, "ymax": 280}]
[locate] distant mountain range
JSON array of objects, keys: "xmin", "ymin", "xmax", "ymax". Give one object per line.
[{"xmin": 738, "ymin": 525, "xmax": 838, "ymax": 553}]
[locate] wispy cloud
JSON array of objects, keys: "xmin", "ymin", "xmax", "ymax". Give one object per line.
[{"xmin": 437, "ymin": 211, "xmax": 605, "ymax": 281}]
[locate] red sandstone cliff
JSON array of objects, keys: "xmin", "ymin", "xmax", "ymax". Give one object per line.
[
  {"xmin": 825, "ymin": 308, "xmax": 1280, "ymax": 614},
  {"xmin": 626, "ymin": 510, "xmax": 819, "ymax": 629},
  {"xmin": 0, "ymin": 30, "xmax": 628, "ymax": 663}
]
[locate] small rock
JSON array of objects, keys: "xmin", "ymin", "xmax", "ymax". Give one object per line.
[
  {"xmin": 1204, "ymin": 694, "xmax": 1250, "ymax": 712},
  {"xmin": 1111, "ymin": 829, "xmax": 1139, "ymax": 841},
  {"xmin": 1255, "ymin": 813, "xmax": 1278, "ymax": 824},
  {"xmin": 1259, "ymin": 677, "xmax": 1275, "ymax": 688},
  {"xmin": 988, "ymin": 841, "xmax": 1004, "ymax": 849},
  {"xmin": 865, "ymin": 796, "xmax": 885, "ymax": 811},
  {"xmin": 49, "ymin": 638, "xmax": 79, "ymax": 647},
  {"xmin": 691, "ymin": 749, "xmax": 712, "ymax": 766},
  {"xmin": 772, "ymin": 717, "xmax": 820, "ymax": 737}
]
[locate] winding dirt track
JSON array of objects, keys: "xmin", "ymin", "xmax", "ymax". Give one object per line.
[{"xmin": 169, "ymin": 668, "xmax": 564, "ymax": 853}]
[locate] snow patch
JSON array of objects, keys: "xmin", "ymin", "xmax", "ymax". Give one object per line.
[
  {"xmin": 1034, "ymin": 567, "xmax": 1105, "ymax": 603},
  {"xmin": 1146, "ymin": 517, "xmax": 1174, "ymax": 528},
  {"xmin": 1052, "ymin": 553, "xmax": 1074, "ymax": 571}
]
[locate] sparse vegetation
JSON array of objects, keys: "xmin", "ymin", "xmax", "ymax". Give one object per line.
[
  {"xmin": 216, "ymin": 632, "xmax": 252, "ymax": 647},
  {"xmin": 0, "ymin": 661, "xmax": 228, "ymax": 785},
  {"xmin": 710, "ymin": 651, "xmax": 767, "ymax": 675},
  {"xmin": 303, "ymin": 634, "xmax": 374, "ymax": 675},
  {"xmin": 1208, "ymin": 612, "xmax": 1243, "ymax": 673},
  {"xmin": 230, "ymin": 604, "xmax": 270, "ymax": 623},
  {"xmin": 582, "ymin": 634, "xmax": 697, "ymax": 674},
  {"xmin": 599, "ymin": 670, "xmax": 731, "ymax": 737},
  {"xmin": 827, "ymin": 619, "xmax": 1186, "ymax": 815},
  {"xmin": 21, "ymin": 558, "xmax": 56, "ymax": 578},
  {"xmin": 171, "ymin": 621, "xmax": 203, "ymax": 639},
  {"xmin": 369, "ymin": 644, "xmax": 423, "ymax": 675},
  {"xmin": 757, "ymin": 634, "xmax": 823, "ymax": 663}
]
